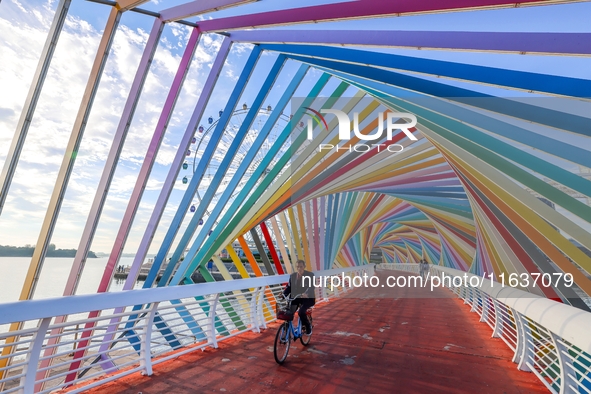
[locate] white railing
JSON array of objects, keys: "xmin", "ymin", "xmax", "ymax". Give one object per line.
[
  {"xmin": 378, "ymin": 263, "xmax": 591, "ymax": 394},
  {"xmin": 0, "ymin": 265, "xmax": 373, "ymax": 394}
]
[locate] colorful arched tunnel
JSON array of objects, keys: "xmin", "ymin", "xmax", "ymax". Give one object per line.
[
  {"xmin": 1, "ymin": 1, "xmax": 591, "ymax": 371},
  {"xmin": 126, "ymin": 4, "xmax": 591, "ymax": 313}
]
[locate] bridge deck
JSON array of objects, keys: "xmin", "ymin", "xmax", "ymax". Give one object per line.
[{"xmin": 65, "ymin": 270, "xmax": 547, "ymax": 393}]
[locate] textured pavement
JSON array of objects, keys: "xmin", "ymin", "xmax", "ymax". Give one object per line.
[{"xmin": 65, "ymin": 270, "xmax": 547, "ymax": 394}]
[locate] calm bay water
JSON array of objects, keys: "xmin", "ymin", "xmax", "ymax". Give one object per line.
[{"xmin": 0, "ymin": 256, "xmax": 146, "ymax": 304}]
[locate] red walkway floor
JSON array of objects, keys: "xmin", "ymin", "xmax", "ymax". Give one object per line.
[{"xmin": 66, "ymin": 270, "xmax": 547, "ymax": 393}]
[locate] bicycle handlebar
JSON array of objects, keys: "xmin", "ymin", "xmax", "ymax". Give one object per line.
[{"xmin": 281, "ymin": 293, "xmax": 307, "ymax": 302}]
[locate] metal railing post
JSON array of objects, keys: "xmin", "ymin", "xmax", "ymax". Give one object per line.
[
  {"xmin": 140, "ymin": 302, "xmax": 159, "ymax": 376},
  {"xmin": 480, "ymin": 294, "xmax": 489, "ymax": 323},
  {"xmin": 549, "ymin": 332, "xmax": 578, "ymax": 394},
  {"xmin": 491, "ymin": 299, "xmax": 504, "ymax": 338},
  {"xmin": 209, "ymin": 294, "xmax": 220, "ymax": 349},
  {"xmin": 20, "ymin": 317, "xmax": 52, "ymax": 393},
  {"xmin": 257, "ymin": 287, "xmax": 267, "ymax": 329},
  {"xmin": 513, "ymin": 310, "xmax": 533, "ymax": 371},
  {"xmin": 463, "ymin": 286, "xmax": 471, "ymax": 305},
  {"xmin": 470, "ymin": 288, "xmax": 479, "ymax": 313},
  {"xmin": 250, "ymin": 288, "xmax": 260, "ymax": 333}
]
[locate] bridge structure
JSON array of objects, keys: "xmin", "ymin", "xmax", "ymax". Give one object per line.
[{"xmin": 0, "ymin": 0, "xmax": 591, "ymax": 393}]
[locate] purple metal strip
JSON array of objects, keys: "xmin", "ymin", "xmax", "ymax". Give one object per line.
[
  {"xmin": 124, "ymin": 37, "xmax": 231, "ymax": 292},
  {"xmin": 66, "ymin": 27, "xmax": 200, "ymax": 375},
  {"xmin": 37, "ymin": 18, "xmax": 163, "ymax": 375},
  {"xmin": 195, "ymin": 0, "xmax": 569, "ymax": 33},
  {"xmin": 305, "ymin": 200, "xmax": 316, "ymax": 270},
  {"xmin": 95, "ymin": 37, "xmax": 232, "ymax": 360},
  {"xmin": 313, "ymin": 198, "xmax": 321, "ymax": 271},
  {"xmin": 160, "ymin": 0, "xmax": 256, "ymax": 22},
  {"xmin": 319, "ymin": 196, "xmax": 326, "ymax": 271},
  {"xmin": 97, "ymin": 27, "xmax": 200, "ymax": 294},
  {"xmin": 229, "ymin": 30, "xmax": 591, "ymax": 56},
  {"xmin": 65, "ymin": 17, "xmax": 164, "ymax": 300}
]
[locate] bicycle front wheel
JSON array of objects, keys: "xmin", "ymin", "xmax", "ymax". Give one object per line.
[
  {"xmin": 300, "ymin": 315, "xmax": 313, "ymax": 346},
  {"xmin": 274, "ymin": 322, "xmax": 291, "ymax": 364}
]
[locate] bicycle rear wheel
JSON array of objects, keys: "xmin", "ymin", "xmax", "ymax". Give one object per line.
[
  {"xmin": 300, "ymin": 315, "xmax": 313, "ymax": 346},
  {"xmin": 274, "ymin": 322, "xmax": 291, "ymax": 364}
]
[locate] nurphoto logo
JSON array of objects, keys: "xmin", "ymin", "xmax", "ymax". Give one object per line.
[{"xmin": 304, "ymin": 107, "xmax": 418, "ymax": 153}]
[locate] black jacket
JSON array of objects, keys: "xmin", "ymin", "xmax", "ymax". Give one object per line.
[{"xmin": 283, "ymin": 270, "xmax": 315, "ymax": 300}]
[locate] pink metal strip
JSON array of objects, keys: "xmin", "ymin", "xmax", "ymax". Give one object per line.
[
  {"xmin": 313, "ymin": 198, "xmax": 321, "ymax": 271},
  {"xmin": 63, "ymin": 27, "xmax": 201, "ymax": 384},
  {"xmin": 319, "ymin": 196, "xmax": 326, "ymax": 270},
  {"xmin": 34, "ymin": 19, "xmax": 165, "ymax": 385},
  {"xmin": 93, "ymin": 36, "xmax": 232, "ymax": 370},
  {"xmin": 305, "ymin": 201, "xmax": 316, "ymax": 271},
  {"xmin": 196, "ymin": 0, "xmax": 566, "ymax": 32},
  {"xmin": 123, "ymin": 36, "xmax": 232, "ymax": 291}
]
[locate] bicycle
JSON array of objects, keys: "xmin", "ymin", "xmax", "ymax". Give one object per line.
[{"xmin": 274, "ymin": 294, "xmax": 314, "ymax": 364}]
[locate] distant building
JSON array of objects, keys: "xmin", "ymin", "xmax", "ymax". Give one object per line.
[{"xmin": 369, "ymin": 248, "xmax": 383, "ymax": 264}]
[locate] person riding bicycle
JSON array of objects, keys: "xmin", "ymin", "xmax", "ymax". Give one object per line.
[
  {"xmin": 283, "ymin": 259, "xmax": 315, "ymax": 335},
  {"xmin": 420, "ymin": 259, "xmax": 429, "ymax": 280}
]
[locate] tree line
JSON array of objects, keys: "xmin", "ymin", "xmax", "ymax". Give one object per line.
[{"xmin": 0, "ymin": 244, "xmax": 97, "ymax": 258}]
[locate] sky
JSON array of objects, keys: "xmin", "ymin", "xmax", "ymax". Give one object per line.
[{"xmin": 0, "ymin": 0, "xmax": 590, "ymax": 257}]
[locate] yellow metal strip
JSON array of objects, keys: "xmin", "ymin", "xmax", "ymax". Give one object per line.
[{"xmin": 226, "ymin": 243, "xmax": 250, "ymax": 279}]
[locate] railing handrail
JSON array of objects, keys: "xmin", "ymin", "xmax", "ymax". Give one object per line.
[
  {"xmin": 0, "ymin": 265, "xmax": 364, "ymax": 325},
  {"xmin": 378, "ymin": 263, "xmax": 591, "ymax": 354},
  {"xmin": 0, "ymin": 265, "xmax": 374, "ymax": 393}
]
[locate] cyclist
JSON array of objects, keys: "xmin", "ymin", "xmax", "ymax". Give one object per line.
[
  {"xmin": 420, "ymin": 259, "xmax": 429, "ymax": 281},
  {"xmin": 283, "ymin": 259, "xmax": 315, "ymax": 334}
]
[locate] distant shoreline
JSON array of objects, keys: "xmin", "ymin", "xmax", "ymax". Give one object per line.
[{"xmin": 0, "ymin": 245, "xmax": 97, "ymax": 258}]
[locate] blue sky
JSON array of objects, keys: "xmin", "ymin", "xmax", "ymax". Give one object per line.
[{"xmin": 0, "ymin": 0, "xmax": 590, "ymax": 255}]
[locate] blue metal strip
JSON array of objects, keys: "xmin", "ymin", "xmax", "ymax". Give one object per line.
[
  {"xmin": 169, "ymin": 299, "xmax": 207, "ymax": 341},
  {"xmin": 168, "ymin": 64, "xmax": 311, "ymax": 285},
  {"xmin": 179, "ymin": 75, "xmax": 341, "ymax": 282},
  {"xmin": 260, "ymin": 44, "xmax": 591, "ymax": 98},
  {"xmin": 373, "ymin": 95, "xmax": 591, "ymax": 201},
  {"xmin": 329, "ymin": 69, "xmax": 591, "ymax": 169},
  {"xmin": 284, "ymin": 54, "xmax": 591, "ymax": 136},
  {"xmin": 181, "ymin": 276, "xmax": 230, "ymax": 336},
  {"xmin": 172, "ymin": 64, "xmax": 309, "ymax": 282},
  {"xmin": 140, "ymin": 37, "xmax": 233, "ymax": 290},
  {"xmin": 155, "ymin": 46, "xmax": 263, "ymax": 287},
  {"xmin": 153, "ymin": 313, "xmax": 182, "ymax": 349},
  {"xmin": 161, "ymin": 54, "xmax": 286, "ymax": 286},
  {"xmin": 328, "ymin": 74, "xmax": 591, "ymax": 218}
]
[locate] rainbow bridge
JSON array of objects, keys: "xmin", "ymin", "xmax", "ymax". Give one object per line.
[{"xmin": 0, "ymin": 0, "xmax": 590, "ymax": 393}]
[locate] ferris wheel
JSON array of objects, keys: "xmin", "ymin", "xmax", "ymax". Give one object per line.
[{"xmin": 180, "ymin": 103, "xmax": 307, "ymax": 223}]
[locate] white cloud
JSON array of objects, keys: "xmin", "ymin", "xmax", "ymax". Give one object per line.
[
  {"xmin": 11, "ymin": 0, "xmax": 28, "ymax": 14},
  {"xmin": 0, "ymin": 0, "xmax": 294, "ymax": 257},
  {"xmin": 0, "ymin": 1, "xmax": 215, "ymax": 252}
]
